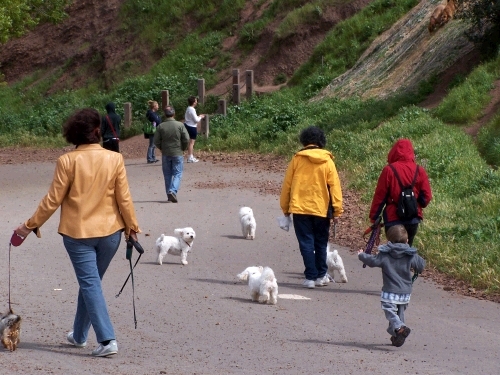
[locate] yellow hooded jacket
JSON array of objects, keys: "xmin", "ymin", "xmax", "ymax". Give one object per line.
[
  {"xmin": 25, "ymin": 144, "xmax": 140, "ymax": 239},
  {"xmin": 280, "ymin": 147, "xmax": 343, "ymax": 218}
]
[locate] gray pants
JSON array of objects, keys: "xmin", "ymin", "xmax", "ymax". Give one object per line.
[{"xmin": 381, "ymin": 301, "xmax": 407, "ymax": 337}]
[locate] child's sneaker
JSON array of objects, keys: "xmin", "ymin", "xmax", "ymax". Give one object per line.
[{"xmin": 392, "ymin": 326, "xmax": 411, "ymax": 347}]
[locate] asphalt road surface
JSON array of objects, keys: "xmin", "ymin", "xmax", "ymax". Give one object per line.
[{"xmin": 1, "ymin": 157, "xmax": 498, "ymax": 374}]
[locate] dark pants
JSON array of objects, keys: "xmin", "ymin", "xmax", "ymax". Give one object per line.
[
  {"xmin": 292, "ymin": 214, "xmax": 330, "ymax": 281},
  {"xmin": 103, "ymin": 138, "xmax": 119, "ymax": 153}
]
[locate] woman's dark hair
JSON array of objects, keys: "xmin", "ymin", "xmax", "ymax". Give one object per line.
[
  {"xmin": 299, "ymin": 126, "xmax": 326, "ymax": 148},
  {"xmin": 187, "ymin": 96, "xmax": 198, "ymax": 106},
  {"xmin": 63, "ymin": 108, "xmax": 101, "ymax": 146}
]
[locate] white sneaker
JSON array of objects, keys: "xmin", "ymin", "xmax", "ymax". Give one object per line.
[
  {"xmin": 187, "ymin": 157, "xmax": 199, "ymax": 163},
  {"xmin": 91, "ymin": 340, "xmax": 118, "ymax": 357},
  {"xmin": 302, "ymin": 279, "xmax": 315, "ymax": 289},
  {"xmin": 315, "ymin": 275, "xmax": 329, "ymax": 287},
  {"xmin": 67, "ymin": 332, "xmax": 87, "ymax": 348}
]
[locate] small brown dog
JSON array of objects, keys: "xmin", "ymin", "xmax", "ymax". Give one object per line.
[
  {"xmin": 441, "ymin": 0, "xmax": 456, "ymax": 24},
  {"xmin": 428, "ymin": 4, "xmax": 446, "ymax": 32},
  {"xmin": 0, "ymin": 309, "xmax": 22, "ymax": 351}
]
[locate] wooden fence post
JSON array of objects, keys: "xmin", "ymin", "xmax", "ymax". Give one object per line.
[
  {"xmin": 246, "ymin": 70, "xmax": 254, "ymax": 100},
  {"xmin": 162, "ymin": 90, "xmax": 169, "ymax": 111},
  {"xmin": 217, "ymin": 99, "xmax": 227, "ymax": 116},
  {"xmin": 200, "ymin": 115, "xmax": 209, "ymax": 138},
  {"xmin": 232, "ymin": 84, "xmax": 240, "ymax": 105},
  {"xmin": 124, "ymin": 102, "xmax": 132, "ymax": 128},
  {"xmin": 232, "ymin": 69, "xmax": 240, "ymax": 85},
  {"xmin": 198, "ymin": 79, "xmax": 205, "ymax": 105}
]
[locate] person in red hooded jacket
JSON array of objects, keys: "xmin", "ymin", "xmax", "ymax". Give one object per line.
[{"xmin": 369, "ymin": 139, "xmax": 432, "ymax": 246}]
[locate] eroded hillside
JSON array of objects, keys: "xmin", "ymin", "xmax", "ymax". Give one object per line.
[{"xmin": 318, "ymin": 0, "xmax": 479, "ymax": 101}]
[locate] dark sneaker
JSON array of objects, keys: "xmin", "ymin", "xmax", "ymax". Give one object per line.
[
  {"xmin": 392, "ymin": 326, "xmax": 411, "ymax": 347},
  {"xmin": 167, "ymin": 192, "xmax": 178, "ymax": 203}
]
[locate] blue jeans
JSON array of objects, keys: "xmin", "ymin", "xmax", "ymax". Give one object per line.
[
  {"xmin": 147, "ymin": 135, "xmax": 156, "ymax": 162},
  {"xmin": 63, "ymin": 230, "xmax": 121, "ymax": 344},
  {"xmin": 162, "ymin": 155, "xmax": 184, "ymax": 195},
  {"xmin": 381, "ymin": 301, "xmax": 407, "ymax": 336},
  {"xmin": 292, "ymin": 214, "xmax": 330, "ymax": 280}
]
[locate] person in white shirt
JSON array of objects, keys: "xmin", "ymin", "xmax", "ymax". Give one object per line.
[{"xmin": 183, "ymin": 96, "xmax": 205, "ymax": 163}]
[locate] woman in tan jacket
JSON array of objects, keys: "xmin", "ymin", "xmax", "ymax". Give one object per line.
[{"xmin": 15, "ymin": 108, "xmax": 141, "ymax": 357}]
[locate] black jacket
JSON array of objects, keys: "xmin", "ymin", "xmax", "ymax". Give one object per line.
[{"xmin": 101, "ymin": 102, "xmax": 121, "ymax": 139}]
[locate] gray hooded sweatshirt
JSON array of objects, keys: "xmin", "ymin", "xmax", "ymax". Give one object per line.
[{"xmin": 358, "ymin": 242, "xmax": 425, "ymax": 295}]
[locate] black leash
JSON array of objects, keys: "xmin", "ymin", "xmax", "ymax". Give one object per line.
[
  {"xmin": 115, "ymin": 237, "xmax": 144, "ymax": 329},
  {"xmin": 8, "ymin": 241, "xmax": 12, "ymax": 313}
]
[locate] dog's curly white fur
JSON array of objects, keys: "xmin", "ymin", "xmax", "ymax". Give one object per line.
[
  {"xmin": 237, "ymin": 266, "xmax": 278, "ymax": 305},
  {"xmin": 326, "ymin": 244, "xmax": 348, "ymax": 283},
  {"xmin": 156, "ymin": 227, "xmax": 196, "ymax": 265},
  {"xmin": 0, "ymin": 309, "xmax": 21, "ymax": 351},
  {"xmin": 239, "ymin": 207, "xmax": 256, "ymax": 240}
]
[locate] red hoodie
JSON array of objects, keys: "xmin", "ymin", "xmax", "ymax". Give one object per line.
[{"xmin": 369, "ymin": 139, "xmax": 432, "ymax": 224}]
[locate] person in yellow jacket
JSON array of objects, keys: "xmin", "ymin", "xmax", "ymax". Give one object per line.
[
  {"xmin": 14, "ymin": 108, "xmax": 141, "ymax": 357},
  {"xmin": 280, "ymin": 126, "xmax": 343, "ymax": 289}
]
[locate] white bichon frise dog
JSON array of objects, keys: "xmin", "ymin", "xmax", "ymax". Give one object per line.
[
  {"xmin": 156, "ymin": 227, "xmax": 196, "ymax": 265},
  {"xmin": 239, "ymin": 206, "xmax": 256, "ymax": 240},
  {"xmin": 326, "ymin": 244, "xmax": 348, "ymax": 283},
  {"xmin": 237, "ymin": 266, "xmax": 278, "ymax": 305}
]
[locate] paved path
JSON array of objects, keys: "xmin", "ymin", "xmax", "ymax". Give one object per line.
[{"xmin": 1, "ymin": 158, "xmax": 498, "ymax": 374}]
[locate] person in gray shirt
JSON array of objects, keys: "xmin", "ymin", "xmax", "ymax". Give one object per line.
[
  {"xmin": 154, "ymin": 106, "xmax": 190, "ymax": 203},
  {"xmin": 358, "ymin": 224, "xmax": 426, "ymax": 347}
]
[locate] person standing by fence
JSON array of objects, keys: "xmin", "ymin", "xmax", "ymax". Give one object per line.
[
  {"xmin": 101, "ymin": 102, "xmax": 121, "ymax": 153},
  {"xmin": 145, "ymin": 100, "xmax": 161, "ymax": 163},
  {"xmin": 184, "ymin": 96, "xmax": 205, "ymax": 163}
]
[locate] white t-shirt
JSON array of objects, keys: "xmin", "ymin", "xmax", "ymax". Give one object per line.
[{"xmin": 184, "ymin": 106, "xmax": 201, "ymax": 127}]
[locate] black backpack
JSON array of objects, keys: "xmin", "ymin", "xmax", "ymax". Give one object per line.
[{"xmin": 389, "ymin": 165, "xmax": 419, "ymax": 220}]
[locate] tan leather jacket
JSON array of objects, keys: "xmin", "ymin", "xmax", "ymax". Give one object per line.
[{"xmin": 25, "ymin": 144, "xmax": 140, "ymax": 239}]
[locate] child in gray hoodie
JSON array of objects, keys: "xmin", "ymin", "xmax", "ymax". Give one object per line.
[{"xmin": 358, "ymin": 224, "xmax": 426, "ymax": 347}]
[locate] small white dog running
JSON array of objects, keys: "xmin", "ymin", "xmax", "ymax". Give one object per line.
[
  {"xmin": 156, "ymin": 227, "xmax": 196, "ymax": 265},
  {"xmin": 326, "ymin": 244, "xmax": 348, "ymax": 283},
  {"xmin": 237, "ymin": 266, "xmax": 278, "ymax": 305},
  {"xmin": 239, "ymin": 206, "xmax": 256, "ymax": 240}
]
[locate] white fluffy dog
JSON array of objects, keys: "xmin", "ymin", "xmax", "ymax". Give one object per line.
[
  {"xmin": 239, "ymin": 206, "xmax": 256, "ymax": 240},
  {"xmin": 326, "ymin": 244, "xmax": 348, "ymax": 283},
  {"xmin": 237, "ymin": 266, "xmax": 278, "ymax": 305},
  {"xmin": 156, "ymin": 227, "xmax": 196, "ymax": 265}
]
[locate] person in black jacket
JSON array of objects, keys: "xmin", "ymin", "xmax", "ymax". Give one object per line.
[
  {"xmin": 101, "ymin": 102, "xmax": 121, "ymax": 153},
  {"xmin": 145, "ymin": 100, "xmax": 161, "ymax": 163}
]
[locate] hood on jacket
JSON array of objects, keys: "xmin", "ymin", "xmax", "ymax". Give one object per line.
[
  {"xmin": 105, "ymin": 102, "xmax": 116, "ymax": 113},
  {"xmin": 295, "ymin": 147, "xmax": 334, "ymax": 164},
  {"xmin": 378, "ymin": 242, "xmax": 417, "ymax": 258},
  {"xmin": 387, "ymin": 139, "xmax": 415, "ymax": 164}
]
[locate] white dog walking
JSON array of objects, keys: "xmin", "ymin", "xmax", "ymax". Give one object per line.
[
  {"xmin": 239, "ymin": 206, "xmax": 256, "ymax": 240},
  {"xmin": 237, "ymin": 266, "xmax": 278, "ymax": 305},
  {"xmin": 326, "ymin": 244, "xmax": 348, "ymax": 283},
  {"xmin": 156, "ymin": 227, "xmax": 196, "ymax": 265}
]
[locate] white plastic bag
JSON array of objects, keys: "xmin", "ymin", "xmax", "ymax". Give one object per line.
[{"xmin": 277, "ymin": 215, "xmax": 292, "ymax": 232}]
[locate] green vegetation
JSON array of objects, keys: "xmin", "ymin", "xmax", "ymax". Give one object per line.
[
  {"xmin": 0, "ymin": 0, "xmax": 71, "ymax": 43},
  {"xmin": 0, "ymin": 0, "xmax": 499, "ymax": 293},
  {"xmin": 289, "ymin": 0, "xmax": 418, "ymax": 89}
]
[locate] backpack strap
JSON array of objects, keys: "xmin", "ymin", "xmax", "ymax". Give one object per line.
[
  {"xmin": 389, "ymin": 164, "xmax": 419, "ymax": 189},
  {"xmin": 106, "ymin": 115, "xmax": 119, "ymax": 139}
]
